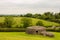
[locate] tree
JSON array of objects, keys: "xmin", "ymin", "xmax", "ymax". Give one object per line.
[
  {"xmin": 32, "ymin": 14, "xmax": 41, "ymax": 19},
  {"xmin": 36, "ymin": 21, "xmax": 43, "ymax": 26},
  {"xmin": 55, "ymin": 12, "xmax": 60, "ymax": 19},
  {"xmin": 21, "ymin": 18, "xmax": 32, "ymax": 28},
  {"xmin": 24, "ymin": 13, "xmax": 32, "ymax": 17},
  {"xmin": 4, "ymin": 17, "xmax": 14, "ymax": 28},
  {"xmin": 42, "ymin": 12, "xmax": 54, "ymax": 20},
  {"xmin": 20, "ymin": 14, "xmax": 24, "ymax": 17}
]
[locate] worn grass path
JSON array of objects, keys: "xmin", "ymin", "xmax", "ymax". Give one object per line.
[{"xmin": 0, "ymin": 32, "xmax": 60, "ymax": 40}]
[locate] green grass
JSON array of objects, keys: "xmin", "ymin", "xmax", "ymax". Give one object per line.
[
  {"xmin": 0, "ymin": 32, "xmax": 60, "ymax": 40},
  {"xmin": 0, "ymin": 17, "xmax": 59, "ymax": 27}
]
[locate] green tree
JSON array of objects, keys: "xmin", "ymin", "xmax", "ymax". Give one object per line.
[
  {"xmin": 21, "ymin": 18, "xmax": 32, "ymax": 28},
  {"xmin": 43, "ymin": 12, "xmax": 54, "ymax": 20},
  {"xmin": 24, "ymin": 13, "xmax": 32, "ymax": 17},
  {"xmin": 4, "ymin": 17, "xmax": 14, "ymax": 28},
  {"xmin": 55, "ymin": 12, "xmax": 60, "ymax": 19},
  {"xmin": 32, "ymin": 14, "xmax": 41, "ymax": 19},
  {"xmin": 36, "ymin": 21, "xmax": 43, "ymax": 26}
]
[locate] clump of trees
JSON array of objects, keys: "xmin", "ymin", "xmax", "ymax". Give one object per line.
[
  {"xmin": 0, "ymin": 12, "xmax": 60, "ymax": 28},
  {"xmin": 4, "ymin": 17, "xmax": 14, "ymax": 28},
  {"xmin": 0, "ymin": 12, "xmax": 60, "ymax": 23},
  {"xmin": 36, "ymin": 21, "xmax": 43, "ymax": 26},
  {"xmin": 19, "ymin": 12, "xmax": 60, "ymax": 23},
  {"xmin": 21, "ymin": 18, "xmax": 32, "ymax": 28}
]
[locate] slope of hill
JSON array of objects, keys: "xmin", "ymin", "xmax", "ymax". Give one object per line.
[{"xmin": 0, "ymin": 17, "xmax": 59, "ymax": 27}]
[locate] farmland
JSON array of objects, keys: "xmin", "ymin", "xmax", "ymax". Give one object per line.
[
  {"xmin": 0, "ymin": 17, "xmax": 60, "ymax": 40},
  {"xmin": 0, "ymin": 32, "xmax": 60, "ymax": 40}
]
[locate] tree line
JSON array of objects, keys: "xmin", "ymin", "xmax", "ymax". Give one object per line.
[
  {"xmin": 20, "ymin": 12, "xmax": 60, "ymax": 23},
  {"xmin": 0, "ymin": 12, "xmax": 60, "ymax": 23}
]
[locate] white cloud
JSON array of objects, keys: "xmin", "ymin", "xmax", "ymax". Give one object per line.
[
  {"xmin": 0, "ymin": 0, "xmax": 40, "ymax": 4},
  {"xmin": 0, "ymin": 0, "xmax": 60, "ymax": 15}
]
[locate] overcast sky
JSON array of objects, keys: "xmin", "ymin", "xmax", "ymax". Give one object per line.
[{"xmin": 0, "ymin": 0, "xmax": 60, "ymax": 15}]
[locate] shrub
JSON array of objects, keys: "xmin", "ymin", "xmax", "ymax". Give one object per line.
[
  {"xmin": 46, "ymin": 27, "xmax": 60, "ymax": 32},
  {"xmin": 36, "ymin": 21, "xmax": 43, "ymax": 26},
  {"xmin": 21, "ymin": 18, "xmax": 32, "ymax": 28},
  {"xmin": 4, "ymin": 17, "xmax": 14, "ymax": 28},
  {"xmin": 0, "ymin": 23, "xmax": 4, "ymax": 28},
  {"xmin": 0, "ymin": 28, "xmax": 25, "ymax": 32}
]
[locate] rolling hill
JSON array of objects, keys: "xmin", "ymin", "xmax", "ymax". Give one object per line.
[{"xmin": 0, "ymin": 17, "xmax": 59, "ymax": 27}]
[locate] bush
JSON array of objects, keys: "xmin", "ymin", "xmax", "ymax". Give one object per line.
[
  {"xmin": 46, "ymin": 28, "xmax": 60, "ymax": 32},
  {"xmin": 4, "ymin": 17, "xmax": 14, "ymax": 28},
  {"xmin": 0, "ymin": 23, "xmax": 5, "ymax": 28},
  {"xmin": 36, "ymin": 21, "xmax": 43, "ymax": 26},
  {"xmin": 0, "ymin": 28, "xmax": 26, "ymax": 32},
  {"xmin": 21, "ymin": 18, "xmax": 32, "ymax": 28}
]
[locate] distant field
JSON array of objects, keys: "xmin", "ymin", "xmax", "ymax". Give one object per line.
[
  {"xmin": 0, "ymin": 17, "xmax": 59, "ymax": 27},
  {"xmin": 0, "ymin": 32, "xmax": 60, "ymax": 40}
]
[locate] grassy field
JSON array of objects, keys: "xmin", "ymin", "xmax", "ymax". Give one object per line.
[
  {"xmin": 0, "ymin": 17, "xmax": 59, "ymax": 27},
  {"xmin": 0, "ymin": 32, "xmax": 60, "ymax": 40}
]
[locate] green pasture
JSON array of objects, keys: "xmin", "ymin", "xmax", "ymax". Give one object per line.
[{"xmin": 0, "ymin": 32, "xmax": 60, "ymax": 40}]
